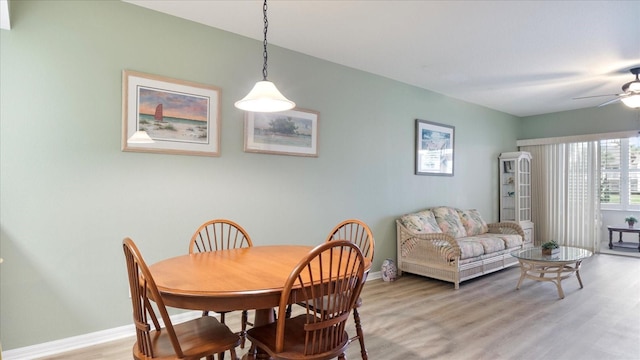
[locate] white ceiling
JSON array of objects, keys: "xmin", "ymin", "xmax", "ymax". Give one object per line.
[{"xmin": 125, "ymin": 0, "xmax": 640, "ymax": 117}]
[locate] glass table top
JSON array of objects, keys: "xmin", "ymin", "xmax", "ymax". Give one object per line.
[{"xmin": 511, "ymin": 246, "xmax": 592, "ymax": 262}]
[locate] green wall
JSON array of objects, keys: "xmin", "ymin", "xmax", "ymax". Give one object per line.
[
  {"xmin": 0, "ymin": 0, "xmax": 520, "ymax": 350},
  {"xmin": 519, "ymin": 104, "xmax": 639, "ymax": 139}
]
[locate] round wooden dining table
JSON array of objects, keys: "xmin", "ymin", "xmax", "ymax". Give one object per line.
[
  {"xmin": 149, "ymin": 244, "xmax": 371, "ymax": 359},
  {"xmin": 149, "ymin": 245, "xmax": 317, "ymax": 324}
]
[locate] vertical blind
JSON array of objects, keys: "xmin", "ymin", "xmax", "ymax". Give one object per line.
[{"xmin": 520, "ymin": 142, "xmax": 600, "ymax": 252}]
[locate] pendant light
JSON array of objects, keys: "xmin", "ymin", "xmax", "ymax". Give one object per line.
[{"xmin": 235, "ymin": 0, "xmax": 295, "ymax": 113}]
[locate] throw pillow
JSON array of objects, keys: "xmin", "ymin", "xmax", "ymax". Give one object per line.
[
  {"xmin": 432, "ymin": 206, "xmax": 467, "ymax": 238},
  {"xmin": 400, "ymin": 210, "xmax": 442, "ymax": 233},
  {"xmin": 458, "ymin": 209, "xmax": 489, "ymax": 236}
]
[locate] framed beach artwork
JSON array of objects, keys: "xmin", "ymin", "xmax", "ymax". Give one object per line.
[
  {"xmin": 122, "ymin": 70, "xmax": 221, "ymax": 156},
  {"xmin": 415, "ymin": 119, "xmax": 455, "ymax": 176},
  {"xmin": 244, "ymin": 108, "xmax": 319, "ymax": 157}
]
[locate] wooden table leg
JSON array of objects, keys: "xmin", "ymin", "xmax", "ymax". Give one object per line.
[
  {"xmin": 609, "ymin": 229, "xmax": 613, "ymax": 249},
  {"xmin": 253, "ymin": 308, "xmax": 274, "ymax": 327}
]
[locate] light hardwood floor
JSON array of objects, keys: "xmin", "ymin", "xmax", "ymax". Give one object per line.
[{"xmin": 38, "ymin": 253, "xmax": 639, "ymax": 360}]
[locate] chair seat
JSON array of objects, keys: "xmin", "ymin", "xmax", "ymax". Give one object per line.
[
  {"xmin": 133, "ymin": 316, "xmax": 240, "ymax": 360},
  {"xmin": 247, "ymin": 314, "xmax": 350, "ymax": 360},
  {"xmin": 298, "ymin": 295, "xmax": 363, "ymax": 314}
]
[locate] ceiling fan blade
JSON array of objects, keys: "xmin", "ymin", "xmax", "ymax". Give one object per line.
[
  {"xmin": 573, "ymin": 93, "xmax": 620, "ymax": 100},
  {"xmin": 573, "ymin": 67, "xmax": 640, "ymax": 106},
  {"xmin": 597, "ymin": 97, "xmax": 622, "ymax": 107}
]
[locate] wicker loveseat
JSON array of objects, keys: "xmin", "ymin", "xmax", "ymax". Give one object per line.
[{"xmin": 396, "ymin": 206, "xmax": 529, "ymax": 289}]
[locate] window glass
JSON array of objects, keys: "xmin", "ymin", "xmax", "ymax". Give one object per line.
[
  {"xmin": 630, "ymin": 173, "xmax": 640, "ymax": 205},
  {"xmin": 601, "ymin": 171, "xmax": 620, "ymax": 204},
  {"xmin": 601, "ymin": 137, "xmax": 640, "ymax": 209},
  {"xmin": 601, "ymin": 139, "xmax": 620, "ymax": 170},
  {"xmin": 630, "ymin": 137, "xmax": 640, "ymax": 170}
]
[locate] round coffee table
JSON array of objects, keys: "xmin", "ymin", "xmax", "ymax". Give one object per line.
[{"xmin": 510, "ymin": 246, "xmax": 592, "ymax": 299}]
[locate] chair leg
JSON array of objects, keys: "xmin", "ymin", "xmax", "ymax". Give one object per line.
[
  {"xmin": 217, "ymin": 312, "xmax": 227, "ymax": 360},
  {"xmin": 353, "ymin": 308, "xmax": 368, "ymax": 360},
  {"xmin": 247, "ymin": 344, "xmax": 258, "ymax": 359},
  {"xmin": 240, "ymin": 310, "xmax": 248, "ymax": 348}
]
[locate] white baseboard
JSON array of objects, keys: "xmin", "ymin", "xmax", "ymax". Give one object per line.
[
  {"xmin": 366, "ymin": 269, "xmax": 381, "ymax": 280},
  {"xmin": 2, "ymin": 311, "xmax": 201, "ymax": 360},
  {"xmin": 2, "ymin": 271, "xmax": 380, "ymax": 359}
]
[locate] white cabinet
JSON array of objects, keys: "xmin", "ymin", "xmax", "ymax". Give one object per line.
[{"xmin": 499, "ymin": 151, "xmax": 534, "ymax": 247}]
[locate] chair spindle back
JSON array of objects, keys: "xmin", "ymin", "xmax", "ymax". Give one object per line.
[
  {"xmin": 326, "ymin": 219, "xmax": 374, "ymax": 261},
  {"xmin": 275, "ymin": 240, "xmax": 366, "ymax": 356},
  {"xmin": 189, "ymin": 219, "xmax": 253, "ymax": 254}
]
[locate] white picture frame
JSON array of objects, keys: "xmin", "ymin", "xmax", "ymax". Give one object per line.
[
  {"xmin": 244, "ymin": 108, "xmax": 319, "ymax": 157},
  {"xmin": 122, "ymin": 70, "xmax": 221, "ymax": 156}
]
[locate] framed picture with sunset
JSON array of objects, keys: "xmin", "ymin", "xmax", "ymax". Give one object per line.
[{"xmin": 122, "ymin": 70, "xmax": 221, "ymax": 156}]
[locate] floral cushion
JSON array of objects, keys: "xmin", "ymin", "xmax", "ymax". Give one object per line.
[
  {"xmin": 460, "ymin": 233, "xmax": 523, "ymax": 257},
  {"xmin": 432, "ymin": 206, "xmax": 467, "ymax": 238},
  {"xmin": 494, "ymin": 234, "xmax": 523, "ymax": 249},
  {"xmin": 458, "ymin": 209, "xmax": 488, "ymax": 236},
  {"xmin": 481, "ymin": 237, "xmax": 506, "ymax": 253},
  {"xmin": 399, "ymin": 210, "xmax": 442, "ymax": 233},
  {"xmin": 456, "ymin": 236, "xmax": 512, "ymax": 260},
  {"xmin": 456, "ymin": 239, "xmax": 485, "ymax": 259}
]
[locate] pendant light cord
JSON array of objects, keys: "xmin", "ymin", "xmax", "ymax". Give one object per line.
[
  {"xmin": 262, "ymin": 0, "xmax": 269, "ymax": 81},
  {"xmin": 234, "ymin": 0, "xmax": 295, "ymax": 112}
]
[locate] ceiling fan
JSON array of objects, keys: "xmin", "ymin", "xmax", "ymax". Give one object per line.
[{"xmin": 574, "ymin": 67, "xmax": 640, "ymax": 109}]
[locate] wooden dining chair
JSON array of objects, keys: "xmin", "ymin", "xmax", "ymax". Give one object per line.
[
  {"xmin": 188, "ymin": 219, "xmax": 253, "ymax": 349},
  {"xmin": 326, "ymin": 219, "xmax": 375, "ymax": 261},
  {"xmin": 189, "ymin": 218, "xmax": 253, "ymax": 253},
  {"xmin": 325, "ymin": 219, "xmax": 374, "ymax": 360},
  {"xmin": 122, "ymin": 237, "xmax": 240, "ymax": 360},
  {"xmin": 246, "ymin": 240, "xmax": 367, "ymax": 360},
  {"xmin": 286, "ymin": 219, "xmax": 375, "ymax": 359}
]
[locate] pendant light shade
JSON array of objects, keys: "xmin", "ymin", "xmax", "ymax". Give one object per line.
[
  {"xmin": 128, "ymin": 130, "xmax": 154, "ymax": 144},
  {"xmin": 235, "ymin": 0, "xmax": 295, "ymax": 113},
  {"xmin": 235, "ymin": 80, "xmax": 295, "ymax": 112}
]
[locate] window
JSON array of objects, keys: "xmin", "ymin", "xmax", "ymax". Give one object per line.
[{"xmin": 600, "ymin": 136, "xmax": 640, "ymax": 210}]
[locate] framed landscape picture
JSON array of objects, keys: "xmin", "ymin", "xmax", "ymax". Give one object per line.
[
  {"xmin": 122, "ymin": 70, "xmax": 221, "ymax": 156},
  {"xmin": 415, "ymin": 119, "xmax": 454, "ymax": 176},
  {"xmin": 244, "ymin": 108, "xmax": 319, "ymax": 157}
]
